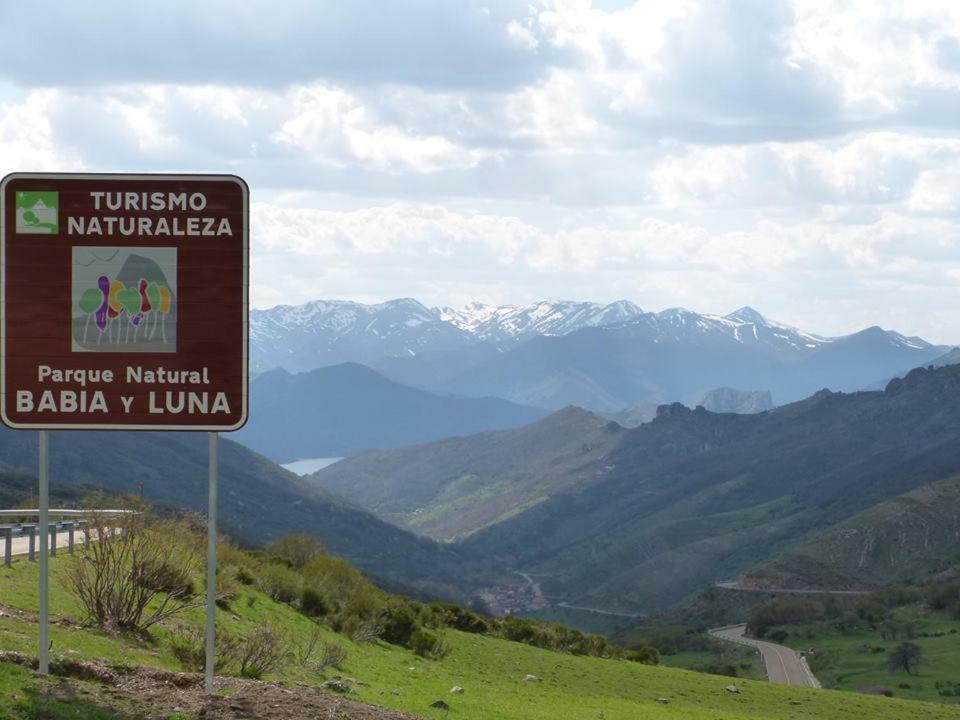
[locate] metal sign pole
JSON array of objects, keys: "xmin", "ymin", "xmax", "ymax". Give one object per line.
[
  {"xmin": 38, "ymin": 430, "xmax": 49, "ymax": 674},
  {"xmin": 205, "ymin": 431, "xmax": 219, "ymax": 695}
]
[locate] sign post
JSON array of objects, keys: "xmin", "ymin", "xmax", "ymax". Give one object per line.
[
  {"xmin": 38, "ymin": 430, "xmax": 48, "ymax": 675},
  {"xmin": 1, "ymin": 173, "xmax": 248, "ymax": 688},
  {"xmin": 206, "ymin": 431, "xmax": 218, "ymax": 694}
]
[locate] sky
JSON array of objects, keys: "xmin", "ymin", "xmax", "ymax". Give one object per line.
[{"xmin": 1, "ymin": 1, "xmax": 959, "ymax": 343}]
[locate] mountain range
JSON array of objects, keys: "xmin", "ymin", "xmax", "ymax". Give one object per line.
[
  {"xmin": 310, "ymin": 363, "xmax": 960, "ymax": 616},
  {"xmin": 250, "ymin": 298, "xmax": 948, "ymax": 411}
]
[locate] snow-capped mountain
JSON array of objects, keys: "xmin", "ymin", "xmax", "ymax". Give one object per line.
[
  {"xmin": 436, "ymin": 300, "xmax": 643, "ymax": 343},
  {"xmin": 251, "ymin": 298, "xmax": 649, "ymax": 375},
  {"xmin": 250, "ymin": 298, "xmax": 474, "ymax": 375},
  {"xmin": 249, "ymin": 297, "xmax": 947, "ymax": 412},
  {"xmin": 640, "ymin": 306, "xmax": 831, "ymax": 363}
]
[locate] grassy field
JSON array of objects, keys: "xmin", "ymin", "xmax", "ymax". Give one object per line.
[
  {"xmin": 2, "ymin": 556, "xmax": 960, "ymax": 720},
  {"xmin": 780, "ymin": 605, "xmax": 960, "ymax": 704}
]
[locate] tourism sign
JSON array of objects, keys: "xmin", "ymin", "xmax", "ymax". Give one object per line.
[{"xmin": 0, "ymin": 173, "xmax": 248, "ymax": 430}]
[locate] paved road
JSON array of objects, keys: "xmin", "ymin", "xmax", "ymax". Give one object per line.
[
  {"xmin": 710, "ymin": 624, "xmax": 820, "ymax": 688},
  {"xmin": 715, "ymin": 581, "xmax": 868, "ymax": 597},
  {"xmin": 6, "ymin": 529, "xmax": 91, "ymax": 558}
]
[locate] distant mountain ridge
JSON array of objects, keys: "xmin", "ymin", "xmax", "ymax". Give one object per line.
[
  {"xmin": 234, "ymin": 363, "xmax": 547, "ymax": 463},
  {"xmin": 250, "ymin": 298, "xmax": 949, "ymax": 410}
]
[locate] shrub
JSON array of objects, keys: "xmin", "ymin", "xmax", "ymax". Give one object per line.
[
  {"xmin": 65, "ymin": 510, "xmax": 203, "ymax": 633},
  {"xmin": 167, "ymin": 625, "xmax": 241, "ymax": 673},
  {"xmin": 215, "ymin": 568, "xmax": 241, "ymax": 610},
  {"xmin": 256, "ymin": 562, "xmax": 303, "ymax": 604},
  {"xmin": 409, "ymin": 627, "xmax": 450, "ymax": 659},
  {"xmin": 317, "ymin": 642, "xmax": 349, "ymax": 671},
  {"xmin": 380, "ymin": 602, "xmax": 420, "ymax": 646},
  {"xmin": 301, "ymin": 587, "xmax": 329, "ymax": 617},
  {"xmin": 293, "ymin": 624, "xmax": 322, "ymax": 667},
  {"xmin": 691, "ymin": 660, "xmax": 736, "ymax": 676},
  {"xmin": 238, "ymin": 624, "xmax": 287, "ymax": 679},
  {"xmin": 267, "ymin": 534, "xmax": 326, "ymax": 569},
  {"xmin": 748, "ymin": 597, "xmax": 825, "ymax": 638},
  {"xmin": 768, "ymin": 629, "xmax": 789, "ymax": 643},
  {"xmin": 235, "ymin": 566, "xmax": 256, "ymax": 586},
  {"xmin": 627, "ymin": 628, "xmax": 711, "ymax": 656},
  {"xmin": 626, "ymin": 646, "xmax": 660, "ymax": 665},
  {"xmin": 499, "ymin": 615, "xmax": 540, "ymax": 645},
  {"xmin": 426, "ymin": 602, "xmax": 489, "ymax": 634},
  {"xmin": 341, "ymin": 614, "xmax": 382, "ymax": 643}
]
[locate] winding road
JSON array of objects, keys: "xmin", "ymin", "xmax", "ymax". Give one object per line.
[{"xmin": 710, "ymin": 624, "xmax": 820, "ymax": 688}]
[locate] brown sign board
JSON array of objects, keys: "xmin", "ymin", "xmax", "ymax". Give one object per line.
[{"xmin": 0, "ymin": 173, "xmax": 248, "ymax": 430}]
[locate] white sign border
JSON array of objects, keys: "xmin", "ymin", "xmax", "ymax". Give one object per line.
[{"xmin": 0, "ymin": 172, "xmax": 249, "ymax": 432}]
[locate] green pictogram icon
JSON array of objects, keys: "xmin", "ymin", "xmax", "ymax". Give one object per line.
[{"xmin": 15, "ymin": 191, "xmax": 59, "ymax": 234}]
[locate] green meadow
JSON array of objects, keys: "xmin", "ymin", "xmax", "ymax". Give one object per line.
[
  {"xmin": 2, "ymin": 556, "xmax": 960, "ymax": 720},
  {"xmin": 781, "ymin": 605, "xmax": 960, "ymax": 705}
]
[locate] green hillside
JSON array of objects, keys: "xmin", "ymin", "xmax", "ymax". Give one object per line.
[
  {"xmin": 745, "ymin": 475, "xmax": 960, "ymax": 589},
  {"xmin": 2, "ymin": 549, "xmax": 957, "ymax": 720},
  {"xmin": 308, "ymin": 406, "xmax": 623, "ymax": 540},
  {"xmin": 0, "ymin": 428, "xmax": 474, "ymax": 597},
  {"xmin": 455, "ymin": 364, "xmax": 960, "ymax": 615}
]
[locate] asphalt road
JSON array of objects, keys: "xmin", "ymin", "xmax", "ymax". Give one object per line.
[
  {"xmin": 715, "ymin": 581, "xmax": 868, "ymax": 596},
  {"xmin": 710, "ymin": 624, "xmax": 820, "ymax": 688},
  {"xmin": 5, "ymin": 529, "xmax": 90, "ymax": 558}
]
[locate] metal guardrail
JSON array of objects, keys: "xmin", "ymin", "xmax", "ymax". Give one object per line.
[
  {"xmin": 0, "ymin": 509, "xmax": 134, "ymax": 519},
  {"xmin": 0, "ymin": 508, "xmax": 135, "ymax": 568}
]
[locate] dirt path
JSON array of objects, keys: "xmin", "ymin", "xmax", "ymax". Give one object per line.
[{"xmin": 1, "ymin": 653, "xmax": 424, "ymax": 720}]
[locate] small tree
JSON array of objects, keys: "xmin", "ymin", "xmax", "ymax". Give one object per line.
[
  {"xmin": 65, "ymin": 504, "xmax": 203, "ymax": 633},
  {"xmin": 887, "ymin": 642, "xmax": 923, "ymax": 675}
]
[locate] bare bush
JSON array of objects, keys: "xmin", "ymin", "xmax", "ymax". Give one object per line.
[
  {"xmin": 316, "ymin": 642, "xmax": 348, "ymax": 672},
  {"xmin": 343, "ymin": 615, "xmax": 383, "ymax": 643},
  {"xmin": 293, "ymin": 624, "xmax": 323, "ymax": 667},
  {"xmin": 238, "ymin": 624, "xmax": 287, "ymax": 679},
  {"xmin": 167, "ymin": 624, "xmax": 241, "ymax": 673},
  {"xmin": 64, "ymin": 507, "xmax": 203, "ymax": 633}
]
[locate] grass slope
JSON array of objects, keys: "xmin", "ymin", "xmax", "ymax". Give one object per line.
[
  {"xmin": 746, "ymin": 475, "xmax": 960, "ymax": 589},
  {"xmin": 0, "ymin": 430, "xmax": 472, "ymax": 597},
  {"xmin": 309, "ymin": 406, "xmax": 623, "ymax": 541},
  {"xmin": 780, "ymin": 605, "xmax": 960, "ymax": 704},
  {"xmin": 1, "ymin": 557, "xmax": 959, "ymax": 720}
]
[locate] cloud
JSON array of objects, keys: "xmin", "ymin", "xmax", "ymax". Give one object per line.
[
  {"xmin": 274, "ymin": 85, "xmax": 488, "ymax": 172},
  {"xmin": 650, "ymin": 132, "xmax": 960, "ymax": 211},
  {"xmin": 250, "ymin": 201, "xmax": 960, "ymax": 342},
  {"xmin": 2, "ymin": 1, "xmax": 959, "ymax": 345},
  {"xmin": 0, "ymin": 0, "xmax": 565, "ymax": 91}
]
